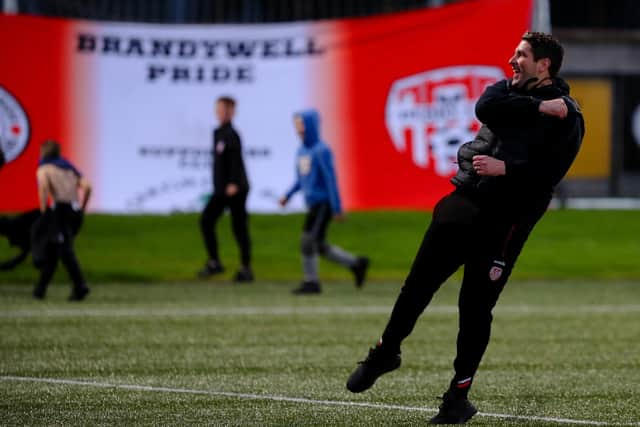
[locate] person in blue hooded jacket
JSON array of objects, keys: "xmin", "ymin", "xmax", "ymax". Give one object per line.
[{"xmin": 279, "ymin": 109, "xmax": 369, "ymax": 294}]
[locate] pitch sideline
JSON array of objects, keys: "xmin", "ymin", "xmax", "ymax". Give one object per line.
[
  {"xmin": 2, "ymin": 304, "xmax": 640, "ymax": 318},
  {"xmin": 1, "ymin": 376, "xmax": 638, "ymax": 426}
]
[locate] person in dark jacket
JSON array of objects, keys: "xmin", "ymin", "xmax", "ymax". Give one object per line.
[
  {"xmin": 346, "ymin": 32, "xmax": 584, "ymax": 424},
  {"xmin": 198, "ymin": 96, "xmax": 253, "ymax": 282},
  {"xmin": 0, "ymin": 209, "xmax": 40, "ymax": 270},
  {"xmin": 33, "ymin": 140, "xmax": 92, "ymax": 301},
  {"xmin": 280, "ymin": 109, "xmax": 369, "ymax": 294},
  {"xmin": 0, "ymin": 148, "xmax": 38, "ymax": 271}
]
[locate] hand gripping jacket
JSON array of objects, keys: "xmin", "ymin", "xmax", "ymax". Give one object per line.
[{"xmin": 450, "ymin": 126, "xmax": 499, "ymax": 190}]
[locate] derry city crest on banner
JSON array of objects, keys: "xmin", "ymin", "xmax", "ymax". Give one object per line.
[
  {"xmin": 0, "ymin": 85, "xmax": 30, "ymax": 164},
  {"xmin": 385, "ymin": 66, "xmax": 505, "ymax": 177}
]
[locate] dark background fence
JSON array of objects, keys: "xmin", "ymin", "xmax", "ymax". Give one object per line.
[{"xmin": 10, "ymin": 0, "xmax": 640, "ymax": 27}]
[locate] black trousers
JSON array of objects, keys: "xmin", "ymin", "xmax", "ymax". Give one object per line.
[
  {"xmin": 381, "ymin": 189, "xmax": 546, "ymax": 384},
  {"xmin": 35, "ymin": 204, "xmax": 86, "ymax": 295},
  {"xmin": 200, "ymin": 191, "xmax": 251, "ymax": 266}
]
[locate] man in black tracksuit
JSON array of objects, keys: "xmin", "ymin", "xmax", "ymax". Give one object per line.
[
  {"xmin": 198, "ymin": 96, "xmax": 253, "ymax": 282},
  {"xmin": 346, "ymin": 32, "xmax": 584, "ymax": 424}
]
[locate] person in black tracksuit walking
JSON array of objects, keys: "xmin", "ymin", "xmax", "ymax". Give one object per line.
[
  {"xmin": 198, "ymin": 96, "xmax": 253, "ymax": 282},
  {"xmin": 346, "ymin": 32, "xmax": 585, "ymax": 424}
]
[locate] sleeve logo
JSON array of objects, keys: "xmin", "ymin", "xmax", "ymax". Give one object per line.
[{"xmin": 216, "ymin": 141, "xmax": 226, "ymax": 154}]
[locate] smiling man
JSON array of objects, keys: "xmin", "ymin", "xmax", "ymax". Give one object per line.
[{"xmin": 346, "ymin": 32, "xmax": 585, "ymax": 424}]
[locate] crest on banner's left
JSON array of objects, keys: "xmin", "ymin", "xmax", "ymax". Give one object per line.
[{"xmin": 0, "ymin": 86, "xmax": 30, "ymax": 164}]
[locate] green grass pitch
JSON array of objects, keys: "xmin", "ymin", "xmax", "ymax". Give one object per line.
[
  {"xmin": 1, "ymin": 210, "xmax": 639, "ymax": 425},
  {"xmin": 1, "ymin": 281, "xmax": 639, "ymax": 426},
  {"xmin": 2, "ymin": 209, "xmax": 640, "ymax": 284}
]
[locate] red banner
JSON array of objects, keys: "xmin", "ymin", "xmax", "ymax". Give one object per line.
[
  {"xmin": 0, "ymin": 0, "xmax": 532, "ymax": 212},
  {"xmin": 317, "ymin": 0, "xmax": 533, "ymax": 210},
  {"xmin": 0, "ymin": 16, "xmax": 75, "ymax": 211}
]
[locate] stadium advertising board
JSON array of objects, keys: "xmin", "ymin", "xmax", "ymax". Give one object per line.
[
  {"xmin": 622, "ymin": 76, "xmax": 640, "ymax": 172},
  {"xmin": 564, "ymin": 78, "xmax": 612, "ymax": 179},
  {"xmin": 0, "ymin": 0, "xmax": 532, "ymax": 212}
]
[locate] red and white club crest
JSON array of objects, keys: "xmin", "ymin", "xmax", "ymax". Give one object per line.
[
  {"xmin": 0, "ymin": 85, "xmax": 30, "ymax": 164},
  {"xmin": 489, "ymin": 266, "xmax": 503, "ymax": 282},
  {"xmin": 385, "ymin": 66, "xmax": 505, "ymax": 177}
]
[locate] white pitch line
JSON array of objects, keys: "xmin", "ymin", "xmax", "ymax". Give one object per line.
[
  {"xmin": 0, "ymin": 305, "xmax": 393, "ymax": 318},
  {"xmin": 1, "ymin": 304, "xmax": 640, "ymax": 319},
  {"xmin": 1, "ymin": 376, "xmax": 638, "ymax": 426}
]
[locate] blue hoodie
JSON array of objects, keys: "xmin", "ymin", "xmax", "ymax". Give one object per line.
[{"xmin": 285, "ymin": 110, "xmax": 342, "ymax": 214}]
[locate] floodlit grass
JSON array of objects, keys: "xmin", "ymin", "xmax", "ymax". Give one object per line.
[
  {"xmin": 1, "ymin": 209, "xmax": 640, "ymax": 284},
  {"xmin": 1, "ymin": 280, "xmax": 639, "ymax": 426}
]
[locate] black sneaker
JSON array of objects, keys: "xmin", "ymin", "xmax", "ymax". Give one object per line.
[
  {"xmin": 346, "ymin": 345, "xmax": 401, "ymax": 393},
  {"xmin": 68, "ymin": 287, "xmax": 90, "ymax": 302},
  {"xmin": 292, "ymin": 281, "xmax": 321, "ymax": 295},
  {"xmin": 33, "ymin": 289, "xmax": 46, "ymax": 300},
  {"xmin": 197, "ymin": 261, "xmax": 225, "ymax": 278},
  {"xmin": 351, "ymin": 257, "xmax": 370, "ymax": 288},
  {"xmin": 233, "ymin": 267, "xmax": 254, "ymax": 283},
  {"xmin": 429, "ymin": 391, "xmax": 478, "ymax": 424}
]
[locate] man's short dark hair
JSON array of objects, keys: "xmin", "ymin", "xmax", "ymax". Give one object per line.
[
  {"xmin": 217, "ymin": 96, "xmax": 236, "ymax": 108},
  {"xmin": 41, "ymin": 140, "xmax": 61, "ymax": 159},
  {"xmin": 522, "ymin": 31, "xmax": 564, "ymax": 77}
]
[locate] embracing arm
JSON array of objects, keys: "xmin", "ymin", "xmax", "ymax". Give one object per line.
[
  {"xmin": 476, "ymin": 80, "xmax": 570, "ymax": 127},
  {"xmin": 475, "ymin": 80, "xmax": 542, "ymax": 126},
  {"xmin": 475, "ymin": 112, "xmax": 583, "ymax": 190}
]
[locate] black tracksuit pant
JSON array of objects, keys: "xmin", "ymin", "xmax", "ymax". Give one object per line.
[
  {"xmin": 381, "ymin": 189, "xmax": 546, "ymax": 393},
  {"xmin": 35, "ymin": 203, "xmax": 86, "ymax": 296},
  {"xmin": 200, "ymin": 191, "xmax": 251, "ymax": 267}
]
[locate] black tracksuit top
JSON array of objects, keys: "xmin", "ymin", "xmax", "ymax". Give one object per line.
[
  {"xmin": 212, "ymin": 122, "xmax": 249, "ymax": 194},
  {"xmin": 453, "ymin": 78, "xmax": 585, "ymax": 209}
]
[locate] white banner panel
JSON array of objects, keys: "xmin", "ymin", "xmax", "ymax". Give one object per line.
[{"xmin": 74, "ymin": 23, "xmax": 325, "ymax": 213}]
